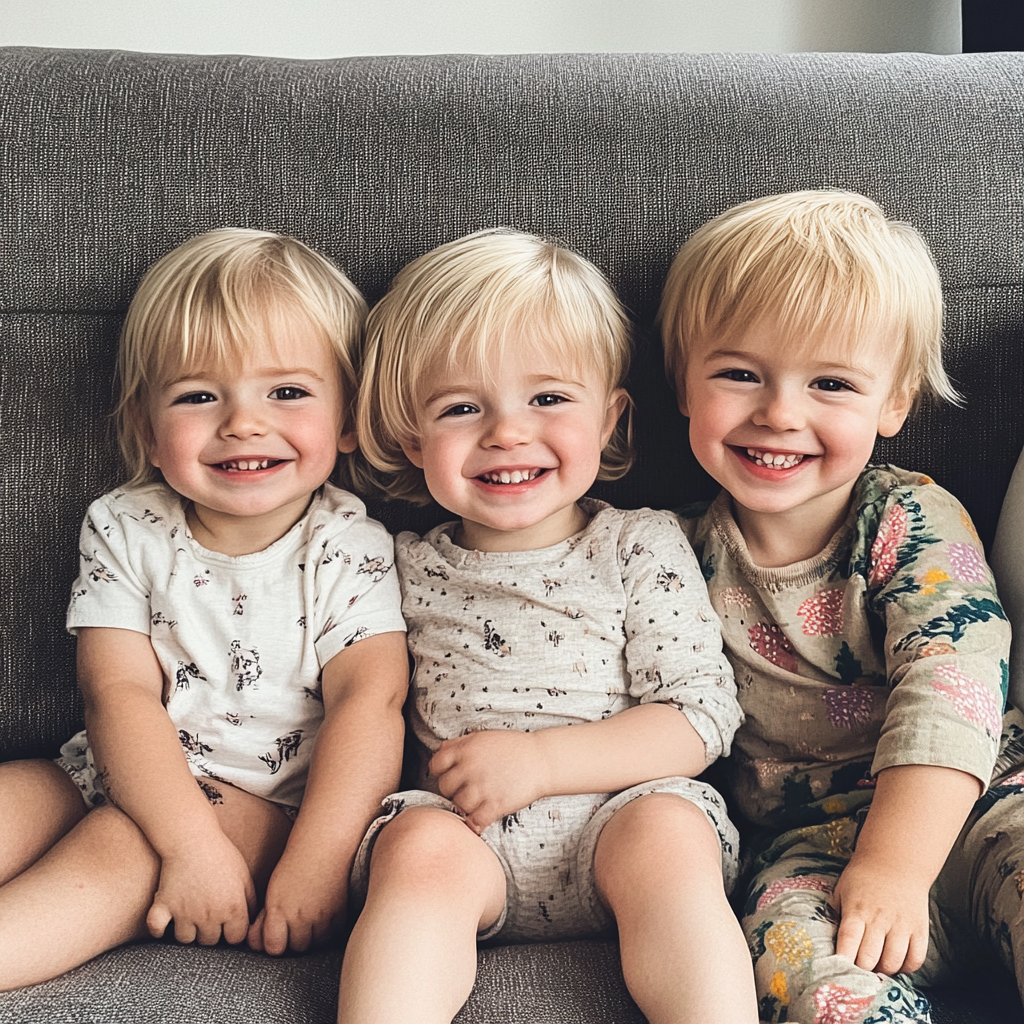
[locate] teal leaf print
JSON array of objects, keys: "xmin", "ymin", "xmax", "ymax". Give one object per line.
[
  {"xmin": 834, "ymin": 642, "xmax": 864, "ymax": 685},
  {"xmin": 892, "ymin": 596, "xmax": 1007, "ymax": 651}
]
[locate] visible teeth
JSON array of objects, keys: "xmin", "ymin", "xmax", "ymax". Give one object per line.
[
  {"xmin": 223, "ymin": 459, "xmax": 271, "ymax": 471},
  {"xmin": 482, "ymin": 469, "xmax": 538, "ymax": 484},
  {"xmin": 745, "ymin": 449, "xmax": 804, "ymax": 469}
]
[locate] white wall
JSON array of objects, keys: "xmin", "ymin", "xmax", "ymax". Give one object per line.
[{"xmin": 2, "ymin": 0, "xmax": 962, "ymax": 57}]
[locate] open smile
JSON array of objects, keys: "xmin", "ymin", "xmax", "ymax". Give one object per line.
[
  {"xmin": 739, "ymin": 447, "xmax": 808, "ymax": 470},
  {"xmin": 477, "ymin": 468, "xmax": 546, "ymax": 485},
  {"xmin": 214, "ymin": 458, "xmax": 286, "ymax": 472}
]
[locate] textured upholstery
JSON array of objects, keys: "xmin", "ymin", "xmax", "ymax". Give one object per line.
[{"xmin": 1, "ymin": 46, "xmax": 1022, "ymax": 1023}]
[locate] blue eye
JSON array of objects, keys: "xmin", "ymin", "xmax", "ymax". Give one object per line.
[
  {"xmin": 531, "ymin": 393, "xmax": 566, "ymax": 407},
  {"xmin": 173, "ymin": 392, "xmax": 216, "ymax": 405},
  {"xmin": 812, "ymin": 378, "xmax": 853, "ymax": 392},
  {"xmin": 715, "ymin": 369, "xmax": 759, "ymax": 383},
  {"xmin": 271, "ymin": 386, "xmax": 310, "ymax": 400}
]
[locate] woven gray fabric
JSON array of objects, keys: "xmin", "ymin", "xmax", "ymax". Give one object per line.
[{"xmin": 1, "ymin": 46, "xmax": 1023, "ymax": 1023}]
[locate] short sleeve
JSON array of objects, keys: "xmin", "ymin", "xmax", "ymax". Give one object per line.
[
  {"xmin": 311, "ymin": 514, "xmax": 406, "ymax": 667},
  {"xmin": 66, "ymin": 495, "xmax": 153, "ymax": 636},
  {"xmin": 991, "ymin": 446, "xmax": 1024, "ymax": 712},
  {"xmin": 618, "ymin": 509, "xmax": 742, "ymax": 764}
]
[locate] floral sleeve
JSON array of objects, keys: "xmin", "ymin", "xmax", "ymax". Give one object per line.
[{"xmin": 857, "ymin": 476, "xmax": 1009, "ymax": 786}]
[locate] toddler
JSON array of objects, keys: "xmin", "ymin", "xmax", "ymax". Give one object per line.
[
  {"xmin": 660, "ymin": 190, "xmax": 1024, "ymax": 1023},
  {"xmin": 338, "ymin": 228, "xmax": 757, "ymax": 1024},
  {"xmin": 0, "ymin": 228, "xmax": 408, "ymax": 989}
]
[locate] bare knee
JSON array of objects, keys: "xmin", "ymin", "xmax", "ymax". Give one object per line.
[
  {"xmin": 0, "ymin": 759, "xmax": 87, "ymax": 884},
  {"xmin": 595, "ymin": 794, "xmax": 723, "ymax": 903},
  {"xmin": 367, "ymin": 808, "xmax": 505, "ymax": 924}
]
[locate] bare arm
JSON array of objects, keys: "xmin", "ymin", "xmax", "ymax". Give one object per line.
[
  {"xmin": 249, "ymin": 630, "xmax": 408, "ymax": 954},
  {"xmin": 77, "ymin": 627, "xmax": 255, "ymax": 944},
  {"xmin": 431, "ymin": 702, "xmax": 706, "ymax": 834},
  {"xmin": 832, "ymin": 763, "xmax": 982, "ymax": 974}
]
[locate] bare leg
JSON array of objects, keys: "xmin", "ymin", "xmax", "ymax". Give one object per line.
[
  {"xmin": 0, "ymin": 778, "xmax": 291, "ymax": 991},
  {"xmin": 338, "ymin": 807, "xmax": 506, "ymax": 1024},
  {"xmin": 0, "ymin": 759, "xmax": 87, "ymax": 885},
  {"xmin": 594, "ymin": 793, "xmax": 758, "ymax": 1024}
]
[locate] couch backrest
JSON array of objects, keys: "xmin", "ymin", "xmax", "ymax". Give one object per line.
[{"xmin": 2, "ymin": 47, "xmax": 1022, "ymax": 758}]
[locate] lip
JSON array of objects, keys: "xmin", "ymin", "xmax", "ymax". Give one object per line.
[
  {"xmin": 206, "ymin": 457, "xmax": 291, "ymax": 477},
  {"xmin": 728, "ymin": 445, "xmax": 816, "ymax": 480},
  {"xmin": 471, "ymin": 467, "xmax": 550, "ymax": 493}
]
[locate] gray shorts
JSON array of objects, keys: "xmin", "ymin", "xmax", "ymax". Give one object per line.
[{"xmin": 351, "ymin": 775, "xmax": 738, "ymax": 944}]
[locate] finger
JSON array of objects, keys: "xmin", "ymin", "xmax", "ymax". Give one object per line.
[
  {"xmin": 174, "ymin": 917, "xmax": 198, "ymax": 944},
  {"xmin": 904, "ymin": 925, "xmax": 930, "ymax": 974},
  {"xmin": 288, "ymin": 920, "xmax": 313, "ymax": 954},
  {"xmin": 834, "ymin": 913, "xmax": 865, "ymax": 963},
  {"xmin": 247, "ymin": 909, "xmax": 266, "ymax": 951},
  {"xmin": 243, "ymin": 874, "xmax": 258, "ymax": 919},
  {"xmin": 222, "ymin": 906, "xmax": 250, "ymax": 946},
  {"xmin": 196, "ymin": 918, "xmax": 224, "ymax": 946},
  {"xmin": 312, "ymin": 915, "xmax": 335, "ymax": 948},
  {"xmin": 852, "ymin": 923, "xmax": 885, "ymax": 972},
  {"xmin": 262, "ymin": 911, "xmax": 291, "ymax": 956},
  {"xmin": 876, "ymin": 929, "xmax": 911, "ymax": 976},
  {"xmin": 428, "ymin": 744, "xmax": 456, "ymax": 776},
  {"xmin": 146, "ymin": 900, "xmax": 173, "ymax": 940}
]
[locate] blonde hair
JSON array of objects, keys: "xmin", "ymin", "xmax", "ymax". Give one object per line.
[
  {"xmin": 658, "ymin": 190, "xmax": 957, "ymax": 407},
  {"xmin": 116, "ymin": 228, "xmax": 368, "ymax": 484},
  {"xmin": 350, "ymin": 228, "xmax": 633, "ymax": 504}
]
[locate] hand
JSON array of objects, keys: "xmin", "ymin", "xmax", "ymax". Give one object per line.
[
  {"xmin": 831, "ymin": 853, "xmax": 931, "ymax": 975},
  {"xmin": 247, "ymin": 853, "xmax": 348, "ymax": 955},
  {"xmin": 429, "ymin": 730, "xmax": 548, "ymax": 833},
  {"xmin": 146, "ymin": 832, "xmax": 256, "ymax": 945}
]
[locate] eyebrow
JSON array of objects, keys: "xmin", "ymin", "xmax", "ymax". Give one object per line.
[
  {"xmin": 165, "ymin": 366, "xmax": 328, "ymax": 387},
  {"xmin": 705, "ymin": 349, "xmax": 880, "ymax": 381},
  {"xmin": 423, "ymin": 374, "xmax": 586, "ymax": 405}
]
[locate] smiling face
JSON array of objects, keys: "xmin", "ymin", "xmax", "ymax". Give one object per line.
[
  {"xmin": 680, "ymin": 321, "xmax": 912, "ymax": 564},
  {"xmin": 402, "ymin": 345, "xmax": 627, "ymax": 552},
  {"xmin": 147, "ymin": 322, "xmax": 352, "ymax": 554}
]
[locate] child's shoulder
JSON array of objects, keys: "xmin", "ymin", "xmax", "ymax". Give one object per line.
[
  {"xmin": 307, "ymin": 483, "xmax": 391, "ymax": 541},
  {"xmin": 854, "ymin": 464, "xmax": 973, "ymax": 528},
  {"xmin": 84, "ymin": 481, "xmax": 181, "ymax": 528}
]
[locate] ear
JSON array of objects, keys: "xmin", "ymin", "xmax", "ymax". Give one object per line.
[
  {"xmin": 877, "ymin": 384, "xmax": 915, "ymax": 438},
  {"xmin": 337, "ymin": 428, "xmax": 358, "ymax": 455},
  {"xmin": 399, "ymin": 438, "xmax": 426, "ymax": 469},
  {"xmin": 601, "ymin": 388, "xmax": 630, "ymax": 446}
]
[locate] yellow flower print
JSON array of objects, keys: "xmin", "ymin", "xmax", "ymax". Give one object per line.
[
  {"xmin": 960, "ymin": 508, "xmax": 981, "ymax": 543},
  {"xmin": 918, "ymin": 567, "xmax": 950, "ymax": 595},
  {"xmin": 771, "ymin": 970, "xmax": 790, "ymax": 1005},
  {"xmin": 822, "ymin": 797, "xmax": 847, "ymax": 815},
  {"xmin": 766, "ymin": 921, "xmax": 813, "ymax": 967},
  {"xmin": 824, "ymin": 819, "xmax": 852, "ymax": 856},
  {"xmin": 1015, "ymin": 869, "xmax": 1024, "ymax": 898}
]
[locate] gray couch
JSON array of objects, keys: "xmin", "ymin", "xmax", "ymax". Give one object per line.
[{"xmin": 1, "ymin": 45, "xmax": 1022, "ymax": 1024}]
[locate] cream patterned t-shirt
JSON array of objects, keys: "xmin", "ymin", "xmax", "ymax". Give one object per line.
[{"xmin": 65, "ymin": 481, "xmax": 406, "ymax": 808}]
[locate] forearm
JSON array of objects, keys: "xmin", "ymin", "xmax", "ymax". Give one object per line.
[
  {"xmin": 84, "ymin": 683, "xmax": 223, "ymax": 856},
  {"xmin": 280, "ymin": 687, "xmax": 405, "ymax": 879},
  {"xmin": 849, "ymin": 763, "xmax": 982, "ymax": 882},
  {"xmin": 532, "ymin": 702, "xmax": 707, "ymax": 798}
]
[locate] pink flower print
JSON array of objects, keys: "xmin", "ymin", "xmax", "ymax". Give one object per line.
[
  {"xmin": 822, "ymin": 687, "xmax": 877, "ymax": 729},
  {"xmin": 719, "ymin": 586, "xmax": 753, "ymax": 611},
  {"xmin": 868, "ymin": 503, "xmax": 907, "ymax": 588},
  {"xmin": 932, "ymin": 664, "xmax": 1002, "ymax": 738},
  {"xmin": 813, "ymin": 984, "xmax": 878, "ymax": 1024},
  {"xmin": 756, "ymin": 876, "xmax": 834, "ymax": 911},
  {"xmin": 797, "ymin": 588, "xmax": 845, "ymax": 636},
  {"xmin": 748, "ymin": 622, "xmax": 798, "ymax": 672},
  {"xmin": 947, "ymin": 542, "xmax": 988, "ymax": 584},
  {"xmin": 997, "ymin": 769, "xmax": 1024, "ymax": 788}
]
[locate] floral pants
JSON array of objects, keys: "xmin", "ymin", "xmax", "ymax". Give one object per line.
[{"xmin": 742, "ymin": 715, "xmax": 1024, "ymax": 1024}]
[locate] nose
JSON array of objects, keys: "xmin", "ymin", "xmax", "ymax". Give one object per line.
[
  {"xmin": 220, "ymin": 398, "xmax": 267, "ymax": 439},
  {"xmin": 752, "ymin": 386, "xmax": 804, "ymax": 432},
  {"xmin": 481, "ymin": 408, "xmax": 530, "ymax": 449}
]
